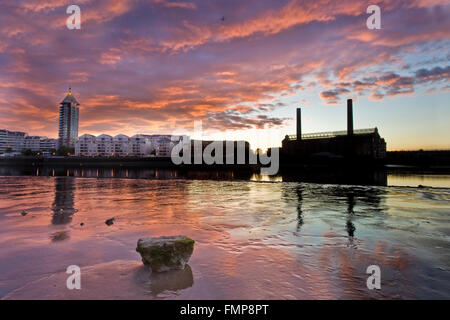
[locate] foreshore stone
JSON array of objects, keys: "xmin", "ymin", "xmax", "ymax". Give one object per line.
[
  {"xmin": 105, "ymin": 218, "xmax": 115, "ymax": 226},
  {"xmin": 136, "ymin": 236, "xmax": 195, "ymax": 272}
]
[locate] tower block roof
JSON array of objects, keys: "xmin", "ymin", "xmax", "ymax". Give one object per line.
[{"xmin": 60, "ymin": 88, "xmax": 80, "ymax": 105}]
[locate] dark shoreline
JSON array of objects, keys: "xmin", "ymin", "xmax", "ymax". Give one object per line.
[
  {"xmin": 1, "ymin": 156, "xmax": 450, "ymax": 188},
  {"xmin": 0, "ymin": 156, "xmax": 259, "ymax": 171},
  {"xmin": 1, "ymin": 154, "xmax": 449, "ymax": 173}
]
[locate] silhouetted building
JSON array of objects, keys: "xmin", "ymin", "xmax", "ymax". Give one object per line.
[
  {"xmin": 282, "ymin": 99, "xmax": 386, "ymax": 161},
  {"xmin": 189, "ymin": 140, "xmax": 251, "ymax": 165},
  {"xmin": 58, "ymin": 88, "xmax": 79, "ymax": 148}
]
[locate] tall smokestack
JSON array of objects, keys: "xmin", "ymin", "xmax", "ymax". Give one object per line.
[
  {"xmin": 296, "ymin": 108, "xmax": 302, "ymax": 140},
  {"xmin": 347, "ymin": 99, "xmax": 353, "ymax": 136}
]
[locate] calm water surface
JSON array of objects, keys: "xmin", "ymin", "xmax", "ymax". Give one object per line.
[{"xmin": 0, "ymin": 174, "xmax": 449, "ymax": 299}]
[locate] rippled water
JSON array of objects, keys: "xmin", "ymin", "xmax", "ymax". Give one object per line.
[{"xmin": 0, "ymin": 175, "xmax": 449, "ymax": 299}]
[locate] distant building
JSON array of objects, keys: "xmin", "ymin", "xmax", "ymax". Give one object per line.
[
  {"xmin": 0, "ymin": 129, "xmax": 26, "ymax": 153},
  {"xmin": 188, "ymin": 139, "xmax": 252, "ymax": 164},
  {"xmin": 76, "ymin": 134, "xmax": 97, "ymax": 156},
  {"xmin": 58, "ymin": 88, "xmax": 79, "ymax": 148},
  {"xmin": 282, "ymin": 99, "xmax": 386, "ymax": 161},
  {"xmin": 129, "ymin": 134, "xmax": 152, "ymax": 157},
  {"xmin": 39, "ymin": 138, "xmax": 58, "ymax": 151},
  {"xmin": 113, "ymin": 134, "xmax": 130, "ymax": 157},
  {"xmin": 146, "ymin": 135, "xmax": 179, "ymax": 157},
  {"xmin": 0, "ymin": 130, "xmax": 56, "ymax": 154},
  {"xmin": 23, "ymin": 136, "xmax": 57, "ymax": 152},
  {"xmin": 75, "ymin": 134, "xmax": 185, "ymax": 157},
  {"xmin": 96, "ymin": 134, "xmax": 114, "ymax": 157},
  {"xmin": 23, "ymin": 136, "xmax": 41, "ymax": 151}
]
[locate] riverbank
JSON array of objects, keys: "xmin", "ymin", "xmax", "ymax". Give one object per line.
[
  {"xmin": 1, "ymin": 153, "xmax": 450, "ymax": 173},
  {"xmin": 0, "ymin": 156, "xmax": 260, "ymax": 171},
  {"xmin": 387, "ymin": 150, "xmax": 450, "ymax": 168}
]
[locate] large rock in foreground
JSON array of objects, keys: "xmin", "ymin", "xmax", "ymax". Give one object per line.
[{"xmin": 136, "ymin": 236, "xmax": 195, "ymax": 272}]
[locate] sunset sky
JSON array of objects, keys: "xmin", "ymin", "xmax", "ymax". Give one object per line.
[{"xmin": 0, "ymin": 0, "xmax": 449, "ymax": 151}]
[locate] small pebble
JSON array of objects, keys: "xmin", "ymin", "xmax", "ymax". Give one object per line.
[{"xmin": 105, "ymin": 218, "xmax": 115, "ymax": 226}]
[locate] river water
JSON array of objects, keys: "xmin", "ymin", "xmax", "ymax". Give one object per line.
[{"xmin": 0, "ymin": 170, "xmax": 449, "ymax": 299}]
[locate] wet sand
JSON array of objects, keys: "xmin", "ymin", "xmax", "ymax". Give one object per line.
[{"xmin": 0, "ymin": 176, "xmax": 449, "ymax": 299}]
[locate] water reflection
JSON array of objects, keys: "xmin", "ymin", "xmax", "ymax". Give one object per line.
[
  {"xmin": 282, "ymin": 183, "xmax": 386, "ymax": 240},
  {"xmin": 331, "ymin": 186, "xmax": 385, "ymax": 239},
  {"xmin": 0, "ymin": 174, "xmax": 449, "ymax": 299},
  {"xmin": 51, "ymin": 177, "xmax": 77, "ymax": 225},
  {"xmin": 50, "ymin": 230, "xmax": 70, "ymax": 242},
  {"xmin": 281, "ymin": 168, "xmax": 388, "ymax": 186},
  {"xmin": 346, "ymin": 193, "xmax": 355, "ymax": 238},
  {"xmin": 296, "ymin": 185, "xmax": 304, "ymax": 232},
  {"xmin": 2, "ymin": 165, "xmax": 450, "ymax": 188},
  {"xmin": 135, "ymin": 265, "xmax": 194, "ymax": 297},
  {"xmin": 151, "ymin": 265, "xmax": 193, "ymax": 296},
  {"xmin": 0, "ymin": 166, "xmax": 254, "ymax": 181}
]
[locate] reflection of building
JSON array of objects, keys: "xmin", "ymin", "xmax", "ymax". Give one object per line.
[
  {"xmin": 282, "ymin": 99, "xmax": 386, "ymax": 161},
  {"xmin": 75, "ymin": 134, "xmax": 186, "ymax": 157},
  {"xmin": 52, "ymin": 177, "xmax": 77, "ymax": 224},
  {"xmin": 296, "ymin": 185, "xmax": 304, "ymax": 232},
  {"xmin": 58, "ymin": 88, "xmax": 79, "ymax": 148},
  {"xmin": 283, "ymin": 182, "xmax": 384, "ymax": 240},
  {"xmin": 346, "ymin": 193, "xmax": 356, "ymax": 238},
  {"xmin": 281, "ymin": 168, "xmax": 388, "ymax": 186},
  {"xmin": 0, "ymin": 129, "xmax": 26, "ymax": 153}
]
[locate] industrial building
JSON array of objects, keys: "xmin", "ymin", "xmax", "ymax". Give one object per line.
[{"xmin": 282, "ymin": 99, "xmax": 386, "ymax": 161}]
